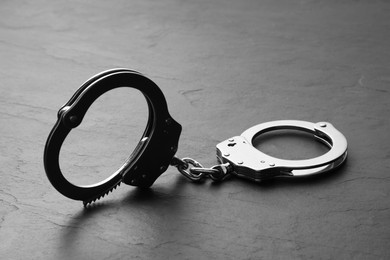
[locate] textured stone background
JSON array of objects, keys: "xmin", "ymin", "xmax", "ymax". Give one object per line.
[{"xmin": 1, "ymin": 0, "xmax": 389, "ymax": 259}]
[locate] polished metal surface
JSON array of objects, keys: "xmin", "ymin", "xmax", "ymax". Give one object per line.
[
  {"xmin": 171, "ymin": 156, "xmax": 231, "ymax": 181},
  {"xmin": 217, "ymin": 120, "xmax": 347, "ymax": 181},
  {"xmin": 44, "ymin": 69, "xmax": 181, "ymax": 205},
  {"xmin": 1, "ymin": 0, "xmax": 389, "ymax": 259}
]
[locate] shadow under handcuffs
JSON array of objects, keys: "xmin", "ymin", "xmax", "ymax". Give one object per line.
[
  {"xmin": 58, "ymin": 174, "xmax": 190, "ymax": 256},
  {"xmin": 58, "ymin": 156, "xmax": 349, "ymax": 256}
]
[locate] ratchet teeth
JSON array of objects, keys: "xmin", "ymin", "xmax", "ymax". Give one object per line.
[{"xmin": 83, "ymin": 181, "xmax": 122, "ymax": 207}]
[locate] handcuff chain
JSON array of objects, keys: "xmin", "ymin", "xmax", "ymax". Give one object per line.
[{"xmin": 170, "ymin": 156, "xmax": 232, "ymax": 182}]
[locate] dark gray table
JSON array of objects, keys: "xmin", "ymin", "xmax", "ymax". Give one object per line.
[{"xmin": 1, "ymin": 0, "xmax": 389, "ymax": 259}]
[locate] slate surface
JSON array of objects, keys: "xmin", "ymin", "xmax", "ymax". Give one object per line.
[{"xmin": 1, "ymin": 0, "xmax": 389, "ymax": 259}]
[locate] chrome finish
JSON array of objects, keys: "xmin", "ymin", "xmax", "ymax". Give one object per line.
[
  {"xmin": 216, "ymin": 120, "xmax": 348, "ymax": 181},
  {"xmin": 171, "ymin": 156, "xmax": 232, "ymax": 182},
  {"xmin": 174, "ymin": 157, "xmax": 204, "ymax": 181},
  {"xmin": 44, "ymin": 69, "xmax": 181, "ymax": 205}
]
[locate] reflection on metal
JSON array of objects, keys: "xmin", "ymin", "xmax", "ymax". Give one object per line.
[
  {"xmin": 44, "ymin": 70, "xmax": 348, "ymax": 206},
  {"xmin": 216, "ymin": 120, "xmax": 348, "ymax": 181},
  {"xmin": 44, "ymin": 69, "xmax": 181, "ymax": 206}
]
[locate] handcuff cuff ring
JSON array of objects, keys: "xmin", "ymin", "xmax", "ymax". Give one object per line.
[
  {"xmin": 216, "ymin": 120, "xmax": 348, "ymax": 181},
  {"xmin": 44, "ymin": 69, "xmax": 181, "ymax": 204}
]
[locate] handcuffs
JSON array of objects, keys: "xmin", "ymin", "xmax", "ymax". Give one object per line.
[{"xmin": 44, "ymin": 69, "xmax": 348, "ymax": 206}]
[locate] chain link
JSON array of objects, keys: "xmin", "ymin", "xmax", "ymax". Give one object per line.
[{"xmin": 170, "ymin": 156, "xmax": 232, "ymax": 182}]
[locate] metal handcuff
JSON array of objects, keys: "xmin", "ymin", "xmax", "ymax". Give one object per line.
[{"xmin": 44, "ymin": 69, "xmax": 348, "ymax": 206}]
